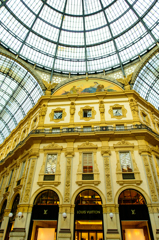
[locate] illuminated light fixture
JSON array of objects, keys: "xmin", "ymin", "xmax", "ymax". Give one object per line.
[
  {"xmin": 109, "ymin": 212, "xmax": 114, "ymax": 220},
  {"xmin": 62, "ymin": 212, "xmax": 67, "ymax": 220},
  {"xmin": 9, "ymin": 212, "xmax": 13, "ymax": 218},
  {"xmin": 17, "ymin": 212, "xmax": 23, "ymax": 219}
]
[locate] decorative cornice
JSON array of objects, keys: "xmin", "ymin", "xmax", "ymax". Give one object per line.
[
  {"xmin": 113, "ymin": 139, "xmax": 134, "ymax": 148},
  {"xmin": 78, "ymin": 141, "xmax": 98, "ymax": 150},
  {"xmin": 43, "ymin": 142, "xmax": 63, "ymax": 151}
]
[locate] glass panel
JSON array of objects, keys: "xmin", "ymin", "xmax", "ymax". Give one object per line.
[
  {"xmin": 121, "ymin": 221, "xmax": 151, "ymax": 240},
  {"xmin": 82, "ymin": 232, "xmax": 88, "ymax": 240},
  {"xmin": 118, "ymin": 189, "xmax": 146, "ymax": 205},
  {"xmin": 45, "ymin": 155, "xmax": 57, "ymax": 174},
  {"xmin": 97, "ymin": 232, "xmax": 103, "ymax": 240},
  {"xmin": 37, "ymin": 228, "xmax": 55, "ymax": 240},
  {"xmin": 75, "ymin": 190, "xmax": 102, "ymax": 205},
  {"xmin": 119, "ymin": 152, "xmax": 133, "ymax": 172},
  {"xmin": 34, "ymin": 190, "xmax": 59, "ymax": 205},
  {"xmin": 90, "ymin": 232, "xmax": 96, "ymax": 240}
]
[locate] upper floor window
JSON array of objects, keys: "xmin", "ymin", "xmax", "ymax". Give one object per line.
[
  {"xmin": 54, "ymin": 111, "xmax": 62, "ymax": 119},
  {"xmin": 119, "ymin": 152, "xmax": 133, "ymax": 172},
  {"xmin": 83, "ymin": 110, "xmax": 92, "ymax": 118},
  {"xmin": 113, "ymin": 108, "xmax": 122, "ymax": 116},
  {"xmin": 83, "ymin": 153, "xmax": 93, "ymax": 173},
  {"xmin": 19, "ymin": 161, "xmax": 25, "ymax": 179},
  {"xmin": 8, "ymin": 169, "xmax": 14, "ymax": 186},
  {"xmin": 45, "ymin": 154, "xmax": 57, "ymax": 174}
]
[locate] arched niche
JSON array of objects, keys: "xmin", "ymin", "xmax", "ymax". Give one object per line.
[
  {"xmin": 118, "ymin": 189, "xmax": 146, "ymax": 205},
  {"xmin": 71, "ymin": 186, "xmax": 106, "ymax": 205},
  {"xmin": 29, "ymin": 186, "xmax": 63, "ymax": 205},
  {"xmin": 75, "ymin": 189, "xmax": 102, "ymax": 205},
  {"xmin": 114, "ymin": 185, "xmax": 151, "ymax": 205},
  {"xmin": 34, "ymin": 190, "xmax": 59, "ymax": 205}
]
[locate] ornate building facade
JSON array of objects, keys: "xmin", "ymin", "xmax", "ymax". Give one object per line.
[{"xmin": 0, "ymin": 75, "xmax": 159, "ymax": 240}]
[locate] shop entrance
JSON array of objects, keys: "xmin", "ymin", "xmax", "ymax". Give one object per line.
[
  {"xmin": 118, "ymin": 189, "xmax": 154, "ymax": 240},
  {"xmin": 74, "ymin": 190, "xmax": 103, "ymax": 240},
  {"xmin": 28, "ymin": 190, "xmax": 59, "ymax": 240}
]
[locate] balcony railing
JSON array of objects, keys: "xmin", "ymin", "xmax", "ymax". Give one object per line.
[{"xmin": 1, "ymin": 124, "xmax": 159, "ymax": 163}]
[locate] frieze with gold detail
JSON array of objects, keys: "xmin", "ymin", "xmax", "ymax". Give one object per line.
[{"xmin": 53, "ymin": 79, "xmax": 122, "ymax": 96}]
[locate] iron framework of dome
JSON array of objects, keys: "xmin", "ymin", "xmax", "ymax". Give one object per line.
[
  {"xmin": 0, "ymin": 54, "xmax": 43, "ymax": 144},
  {"xmin": 0, "ymin": 0, "xmax": 158, "ymax": 76}
]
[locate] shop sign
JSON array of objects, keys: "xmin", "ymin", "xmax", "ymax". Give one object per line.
[
  {"xmin": 75, "ymin": 205, "xmax": 102, "ymax": 220},
  {"xmin": 32, "ymin": 205, "xmax": 59, "ymax": 220}
]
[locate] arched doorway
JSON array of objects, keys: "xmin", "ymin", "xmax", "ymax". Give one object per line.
[
  {"xmin": 74, "ymin": 189, "xmax": 103, "ymax": 240},
  {"xmin": 118, "ymin": 189, "xmax": 154, "ymax": 240},
  {"xmin": 29, "ymin": 190, "xmax": 59, "ymax": 240},
  {"xmin": 0, "ymin": 199, "xmax": 7, "ymax": 228},
  {"xmin": 5, "ymin": 194, "xmax": 20, "ymax": 240}
]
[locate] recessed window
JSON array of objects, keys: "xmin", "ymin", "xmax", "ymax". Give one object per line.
[
  {"xmin": 83, "ymin": 153, "xmax": 93, "ymax": 173},
  {"xmin": 119, "ymin": 152, "xmax": 133, "ymax": 172},
  {"xmin": 45, "ymin": 154, "xmax": 57, "ymax": 174},
  {"xmin": 113, "ymin": 108, "xmax": 122, "ymax": 116},
  {"xmin": 142, "ymin": 113, "xmax": 147, "ymax": 121},
  {"xmin": 156, "ymin": 156, "xmax": 159, "ymax": 167},
  {"xmin": 83, "ymin": 110, "xmax": 92, "ymax": 118},
  {"xmin": 54, "ymin": 111, "xmax": 62, "ymax": 119}
]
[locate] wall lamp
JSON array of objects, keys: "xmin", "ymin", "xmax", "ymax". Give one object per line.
[
  {"xmin": 62, "ymin": 212, "xmax": 67, "ymax": 221},
  {"xmin": 17, "ymin": 212, "xmax": 23, "ymax": 219},
  {"xmin": 9, "ymin": 213, "xmax": 13, "ymax": 218},
  {"xmin": 109, "ymin": 212, "xmax": 114, "ymax": 220}
]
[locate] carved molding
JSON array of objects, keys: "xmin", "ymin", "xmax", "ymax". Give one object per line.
[
  {"xmin": 78, "ymin": 141, "xmax": 98, "ymax": 150},
  {"xmin": 78, "ymin": 106, "xmax": 96, "ymax": 121},
  {"xmin": 43, "ymin": 142, "xmax": 63, "ymax": 151},
  {"xmin": 149, "ymin": 155, "xmax": 159, "ymax": 196},
  {"xmin": 103, "ymin": 156, "xmax": 113, "ymax": 202},
  {"xmin": 108, "ymin": 104, "xmax": 127, "ymax": 119},
  {"xmin": 99, "ymin": 100, "xmax": 105, "ymax": 122},
  {"xmin": 142, "ymin": 155, "xmax": 158, "ymax": 202},
  {"xmin": 140, "ymin": 110, "xmax": 150, "ymax": 126},
  {"xmin": 113, "ymin": 139, "xmax": 134, "ymax": 148},
  {"xmin": 23, "ymin": 159, "xmax": 36, "ymax": 203},
  {"xmin": 70, "ymin": 102, "xmax": 75, "ymax": 124},
  {"xmin": 49, "ymin": 107, "xmax": 67, "ymax": 122},
  {"xmin": 64, "ymin": 157, "xmax": 72, "ymax": 202}
]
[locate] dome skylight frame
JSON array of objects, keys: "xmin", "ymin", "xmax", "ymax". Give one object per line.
[{"xmin": 0, "ymin": 0, "xmax": 158, "ymax": 77}]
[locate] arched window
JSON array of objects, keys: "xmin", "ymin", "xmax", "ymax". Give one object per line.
[
  {"xmin": 11, "ymin": 194, "xmax": 20, "ymax": 218},
  {"xmin": 34, "ymin": 190, "xmax": 59, "ymax": 205},
  {"xmin": 118, "ymin": 189, "xmax": 146, "ymax": 205},
  {"xmin": 75, "ymin": 189, "xmax": 102, "ymax": 205},
  {"xmin": 0, "ymin": 199, "xmax": 7, "ymax": 225}
]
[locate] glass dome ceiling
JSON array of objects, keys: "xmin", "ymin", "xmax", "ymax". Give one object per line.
[
  {"xmin": 133, "ymin": 51, "xmax": 159, "ymax": 110},
  {"xmin": 0, "ymin": 0, "xmax": 158, "ymax": 75},
  {"xmin": 0, "ymin": 54, "xmax": 43, "ymax": 144}
]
